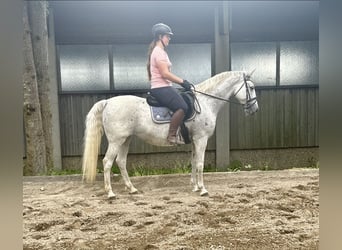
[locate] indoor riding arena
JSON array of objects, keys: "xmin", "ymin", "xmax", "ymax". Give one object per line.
[{"xmin": 23, "ymin": 1, "xmax": 319, "ymax": 249}]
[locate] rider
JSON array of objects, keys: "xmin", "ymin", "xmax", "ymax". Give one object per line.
[{"xmin": 147, "ymin": 23, "xmax": 192, "ymax": 145}]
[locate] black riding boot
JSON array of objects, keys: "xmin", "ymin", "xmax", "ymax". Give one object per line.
[{"xmin": 167, "ymin": 109, "xmax": 185, "ymax": 145}]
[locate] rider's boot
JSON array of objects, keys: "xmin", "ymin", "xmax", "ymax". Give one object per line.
[{"xmin": 167, "ymin": 109, "xmax": 185, "ymax": 145}]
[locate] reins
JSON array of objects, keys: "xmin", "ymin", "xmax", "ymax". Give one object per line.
[
  {"xmin": 192, "ymin": 85, "xmax": 243, "ymax": 106},
  {"xmin": 190, "ymin": 74, "xmax": 257, "ymax": 109}
]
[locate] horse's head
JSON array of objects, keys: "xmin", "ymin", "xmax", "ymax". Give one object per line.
[{"xmin": 233, "ymin": 71, "xmax": 259, "ymax": 115}]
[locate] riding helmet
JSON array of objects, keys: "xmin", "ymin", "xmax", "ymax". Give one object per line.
[{"xmin": 152, "ymin": 23, "xmax": 174, "ymax": 38}]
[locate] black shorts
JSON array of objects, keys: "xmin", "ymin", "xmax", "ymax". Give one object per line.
[{"xmin": 150, "ymin": 87, "xmax": 188, "ymax": 113}]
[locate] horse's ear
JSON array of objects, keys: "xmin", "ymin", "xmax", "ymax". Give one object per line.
[{"xmin": 248, "ymin": 68, "xmax": 256, "ymax": 77}]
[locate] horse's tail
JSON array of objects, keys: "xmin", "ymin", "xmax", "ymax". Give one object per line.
[{"xmin": 82, "ymin": 100, "xmax": 107, "ymax": 183}]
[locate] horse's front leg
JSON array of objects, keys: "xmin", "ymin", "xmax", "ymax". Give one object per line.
[
  {"xmin": 191, "ymin": 143, "xmax": 199, "ymax": 192},
  {"xmin": 191, "ymin": 137, "xmax": 209, "ymax": 196}
]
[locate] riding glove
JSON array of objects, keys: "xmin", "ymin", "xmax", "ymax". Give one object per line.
[{"xmin": 182, "ymin": 80, "xmax": 192, "ymax": 91}]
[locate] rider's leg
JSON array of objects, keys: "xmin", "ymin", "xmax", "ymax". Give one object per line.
[
  {"xmin": 150, "ymin": 87, "xmax": 189, "ymax": 144},
  {"xmin": 167, "ymin": 108, "xmax": 185, "ymax": 144}
]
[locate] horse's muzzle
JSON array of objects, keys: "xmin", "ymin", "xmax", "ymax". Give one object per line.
[{"xmin": 244, "ymin": 101, "xmax": 259, "ymax": 116}]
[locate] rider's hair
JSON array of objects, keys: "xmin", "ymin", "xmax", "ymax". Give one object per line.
[{"xmin": 147, "ymin": 40, "xmax": 157, "ymax": 81}]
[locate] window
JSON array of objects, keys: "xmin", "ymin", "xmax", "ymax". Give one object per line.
[
  {"xmin": 59, "ymin": 45, "xmax": 110, "ymax": 91},
  {"xmin": 280, "ymin": 41, "xmax": 318, "ymax": 85},
  {"xmin": 231, "ymin": 41, "xmax": 318, "ymax": 87},
  {"xmin": 168, "ymin": 44, "xmax": 212, "ymax": 85},
  {"xmin": 58, "ymin": 44, "xmax": 212, "ymax": 92},
  {"xmin": 231, "ymin": 42, "xmax": 277, "ymax": 86},
  {"xmin": 113, "ymin": 45, "xmax": 149, "ymax": 90}
]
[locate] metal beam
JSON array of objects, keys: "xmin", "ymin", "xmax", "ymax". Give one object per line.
[{"xmin": 214, "ymin": 2, "xmax": 231, "ymax": 171}]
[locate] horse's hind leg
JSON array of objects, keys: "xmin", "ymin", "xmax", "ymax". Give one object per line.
[
  {"xmin": 103, "ymin": 143, "xmax": 119, "ymax": 199},
  {"xmin": 116, "ymin": 137, "xmax": 138, "ymax": 194}
]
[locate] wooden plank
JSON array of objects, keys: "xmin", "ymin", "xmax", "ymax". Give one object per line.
[{"xmin": 260, "ymin": 90, "xmax": 270, "ymax": 148}]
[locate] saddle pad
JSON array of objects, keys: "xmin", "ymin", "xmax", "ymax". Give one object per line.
[
  {"xmin": 150, "ymin": 106, "xmax": 196, "ymax": 124},
  {"xmin": 150, "ymin": 106, "xmax": 173, "ymax": 124}
]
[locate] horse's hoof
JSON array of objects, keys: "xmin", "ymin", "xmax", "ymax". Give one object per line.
[
  {"xmin": 200, "ymin": 190, "xmax": 209, "ymax": 196},
  {"xmin": 129, "ymin": 188, "xmax": 138, "ymax": 194},
  {"xmin": 108, "ymin": 192, "xmax": 116, "ymax": 199}
]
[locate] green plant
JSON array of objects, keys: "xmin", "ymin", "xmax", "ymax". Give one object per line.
[
  {"xmin": 173, "ymin": 161, "xmax": 192, "ymax": 174},
  {"xmin": 38, "ymin": 159, "xmax": 320, "ymax": 177},
  {"xmin": 261, "ymin": 165, "xmax": 269, "ymax": 171},
  {"xmin": 307, "ymin": 157, "xmax": 319, "ymax": 168},
  {"xmin": 46, "ymin": 169, "xmax": 82, "ymax": 176},
  {"xmin": 315, "ymin": 161, "xmax": 319, "ymax": 168},
  {"xmin": 129, "ymin": 162, "xmax": 192, "ymax": 177},
  {"xmin": 227, "ymin": 160, "xmax": 243, "ymax": 172},
  {"xmin": 204, "ymin": 164, "xmax": 216, "ymax": 172}
]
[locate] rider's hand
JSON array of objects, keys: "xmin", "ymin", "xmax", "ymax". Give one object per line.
[{"xmin": 182, "ymin": 80, "xmax": 192, "ymax": 91}]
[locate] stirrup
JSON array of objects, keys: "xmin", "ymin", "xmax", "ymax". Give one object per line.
[{"xmin": 167, "ymin": 133, "xmax": 185, "ymax": 145}]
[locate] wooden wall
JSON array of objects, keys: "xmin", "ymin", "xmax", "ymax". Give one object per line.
[
  {"xmin": 230, "ymin": 87, "xmax": 319, "ymax": 149},
  {"xmin": 59, "ymin": 92, "xmax": 216, "ymax": 156},
  {"xmin": 59, "ymin": 87, "xmax": 318, "ymax": 157}
]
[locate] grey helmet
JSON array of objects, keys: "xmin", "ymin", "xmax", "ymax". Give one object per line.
[{"xmin": 152, "ymin": 23, "xmax": 173, "ymax": 38}]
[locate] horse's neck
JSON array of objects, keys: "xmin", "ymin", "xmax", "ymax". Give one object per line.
[
  {"xmin": 197, "ymin": 72, "xmax": 241, "ymax": 116},
  {"xmin": 203, "ymin": 89, "xmax": 234, "ymax": 117}
]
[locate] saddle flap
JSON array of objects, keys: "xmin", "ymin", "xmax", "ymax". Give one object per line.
[{"xmin": 179, "ymin": 90, "xmax": 195, "ymax": 120}]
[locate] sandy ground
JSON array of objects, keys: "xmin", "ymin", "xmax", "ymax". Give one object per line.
[{"xmin": 23, "ymin": 169, "xmax": 319, "ymax": 250}]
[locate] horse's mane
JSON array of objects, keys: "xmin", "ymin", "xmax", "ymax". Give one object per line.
[{"xmin": 196, "ymin": 71, "xmax": 244, "ymax": 92}]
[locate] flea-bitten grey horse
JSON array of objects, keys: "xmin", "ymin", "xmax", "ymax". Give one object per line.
[{"xmin": 82, "ymin": 71, "xmax": 258, "ymax": 198}]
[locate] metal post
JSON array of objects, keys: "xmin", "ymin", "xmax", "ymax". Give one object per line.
[{"xmin": 214, "ymin": 2, "xmax": 231, "ymax": 171}]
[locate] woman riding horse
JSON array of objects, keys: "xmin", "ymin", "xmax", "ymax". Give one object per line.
[{"xmin": 147, "ymin": 23, "xmax": 192, "ymax": 145}]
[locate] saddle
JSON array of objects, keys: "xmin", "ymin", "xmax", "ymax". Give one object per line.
[{"xmin": 146, "ymin": 89, "xmax": 198, "ymax": 144}]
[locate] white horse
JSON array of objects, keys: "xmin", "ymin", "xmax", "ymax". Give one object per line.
[{"xmin": 82, "ymin": 71, "xmax": 258, "ymax": 198}]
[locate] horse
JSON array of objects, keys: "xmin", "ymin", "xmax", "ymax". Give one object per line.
[{"xmin": 82, "ymin": 71, "xmax": 259, "ymax": 198}]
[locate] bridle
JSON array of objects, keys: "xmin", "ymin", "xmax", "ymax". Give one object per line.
[
  {"xmin": 192, "ymin": 73, "xmax": 257, "ymax": 110},
  {"xmin": 242, "ymin": 74, "xmax": 258, "ymax": 110}
]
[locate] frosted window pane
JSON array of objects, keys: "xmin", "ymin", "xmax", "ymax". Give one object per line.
[
  {"xmin": 168, "ymin": 44, "xmax": 212, "ymax": 85},
  {"xmin": 231, "ymin": 42, "xmax": 276, "ymax": 86},
  {"xmin": 280, "ymin": 41, "xmax": 318, "ymax": 85},
  {"xmin": 112, "ymin": 43, "xmax": 212, "ymax": 89},
  {"xmin": 59, "ymin": 45, "xmax": 110, "ymax": 91},
  {"xmin": 113, "ymin": 45, "xmax": 149, "ymax": 90}
]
